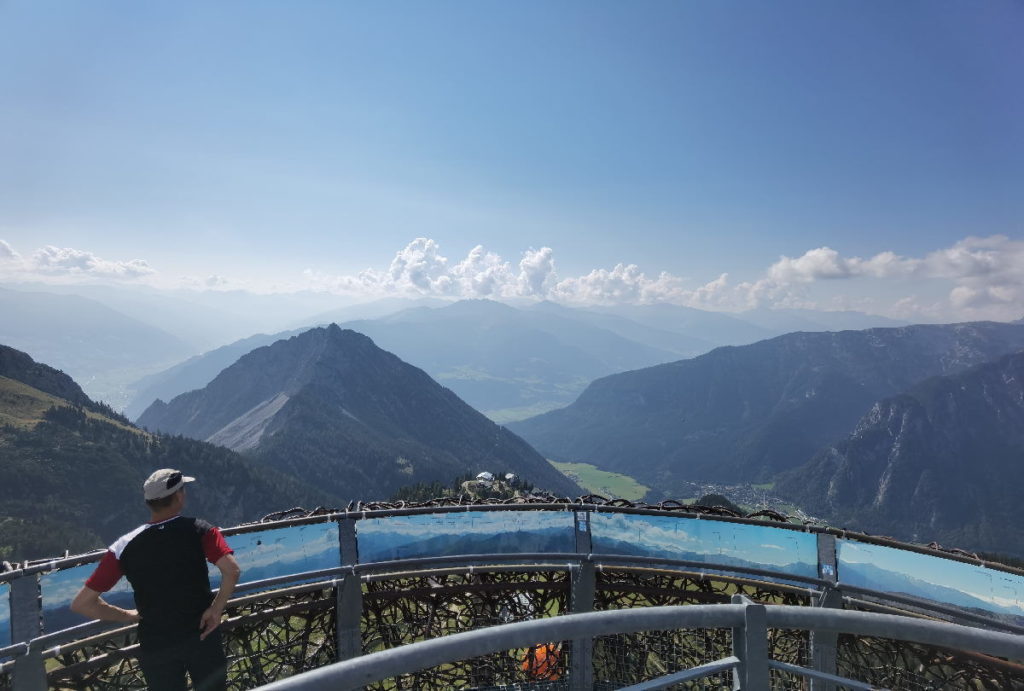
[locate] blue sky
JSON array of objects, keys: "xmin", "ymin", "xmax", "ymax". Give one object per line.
[{"xmin": 1, "ymin": 1, "xmax": 1021, "ymax": 320}]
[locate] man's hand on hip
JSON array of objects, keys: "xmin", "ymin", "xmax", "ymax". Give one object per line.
[{"xmin": 199, "ymin": 605, "xmax": 224, "ymax": 640}]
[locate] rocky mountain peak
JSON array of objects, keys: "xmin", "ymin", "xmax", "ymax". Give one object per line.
[{"xmin": 136, "ymin": 326, "xmax": 580, "ymax": 501}]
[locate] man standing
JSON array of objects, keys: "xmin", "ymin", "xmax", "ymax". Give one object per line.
[{"xmin": 71, "ymin": 469, "xmax": 242, "ymax": 691}]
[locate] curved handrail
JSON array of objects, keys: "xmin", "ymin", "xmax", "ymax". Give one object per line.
[
  {"xmin": 253, "ymin": 604, "xmax": 1024, "ymax": 691},
  {"xmin": 5, "ymin": 501, "xmax": 1022, "ymax": 581},
  {"xmin": 10, "ymin": 547, "xmax": 1024, "ymax": 663},
  {"xmin": 7, "ymin": 501, "xmax": 1024, "ymax": 673}
]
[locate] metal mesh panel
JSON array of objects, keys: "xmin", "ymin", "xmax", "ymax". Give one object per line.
[
  {"xmin": 374, "ymin": 644, "xmax": 572, "ymax": 690},
  {"xmin": 768, "ymin": 628, "xmax": 811, "ymax": 691},
  {"xmin": 47, "ymin": 630, "xmax": 144, "ymax": 690},
  {"xmin": 0, "ymin": 663, "xmax": 14, "ymax": 691},
  {"xmin": 592, "ymin": 569, "xmax": 812, "ymax": 689},
  {"xmin": 361, "ymin": 569, "xmax": 570, "ymax": 690},
  {"xmin": 223, "ymin": 585, "xmax": 337, "ymax": 689},
  {"xmin": 594, "ymin": 628, "xmax": 733, "ymax": 689},
  {"xmin": 836, "ymin": 633, "xmax": 1024, "ymax": 690}
]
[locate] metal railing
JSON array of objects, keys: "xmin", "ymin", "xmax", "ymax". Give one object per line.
[
  {"xmin": 256, "ymin": 598, "xmax": 1024, "ymax": 691},
  {"xmin": 5, "ymin": 501, "xmax": 1024, "ymax": 689}
]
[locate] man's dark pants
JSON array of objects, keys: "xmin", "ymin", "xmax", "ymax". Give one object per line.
[{"xmin": 137, "ymin": 630, "xmax": 227, "ymax": 691}]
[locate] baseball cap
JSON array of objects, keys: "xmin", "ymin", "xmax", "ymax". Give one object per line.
[{"xmin": 143, "ymin": 468, "xmax": 195, "ymax": 500}]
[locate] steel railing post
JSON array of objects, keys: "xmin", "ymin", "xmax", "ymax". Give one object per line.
[
  {"xmin": 335, "ymin": 519, "xmax": 362, "ymax": 662},
  {"xmin": 334, "ymin": 574, "xmax": 363, "ymax": 662},
  {"xmin": 811, "ymin": 533, "xmax": 840, "ymax": 691},
  {"xmin": 731, "ymin": 595, "xmax": 769, "ymax": 691},
  {"xmin": 569, "ymin": 511, "xmax": 594, "ymax": 691},
  {"xmin": 10, "ymin": 574, "xmax": 45, "ymax": 691}
]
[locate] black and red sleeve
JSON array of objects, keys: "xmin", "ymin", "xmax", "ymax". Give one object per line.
[{"xmin": 84, "ymin": 551, "xmax": 123, "ymax": 592}]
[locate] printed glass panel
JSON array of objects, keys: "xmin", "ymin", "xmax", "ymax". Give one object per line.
[
  {"xmin": 838, "ymin": 539, "xmax": 1024, "ymax": 625},
  {"xmin": 591, "ymin": 512, "xmax": 818, "ymax": 580},
  {"xmin": 213, "ymin": 522, "xmax": 341, "ymax": 589},
  {"xmin": 41, "ymin": 562, "xmax": 133, "ymax": 633},
  {"xmin": 0, "ymin": 582, "xmax": 9, "ymax": 651},
  {"xmin": 357, "ymin": 511, "xmax": 576, "ymax": 563}
]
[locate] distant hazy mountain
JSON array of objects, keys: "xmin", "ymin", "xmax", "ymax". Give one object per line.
[
  {"xmin": 0, "ymin": 345, "xmax": 336, "ymax": 561},
  {"xmin": 333, "ymin": 300, "xmax": 684, "ymax": 419},
  {"xmin": 779, "ymin": 350, "xmax": 1024, "ymax": 556},
  {"xmin": 587, "ymin": 303, "xmax": 774, "ymax": 346},
  {"xmin": 735, "ymin": 308, "xmax": 909, "ymax": 334},
  {"xmin": 509, "ymin": 322, "xmax": 1024, "ymax": 493},
  {"xmin": 2, "ymin": 281, "xmax": 351, "ymax": 351},
  {"xmin": 131, "ymin": 299, "xmax": 689, "ymax": 424},
  {"xmin": 298, "ymin": 297, "xmax": 450, "ymax": 329},
  {"xmin": 0, "ymin": 287, "xmax": 195, "ymax": 406},
  {"xmin": 526, "ymin": 301, "xmax": 717, "ymax": 357},
  {"xmin": 137, "ymin": 325, "xmax": 581, "ymax": 500}
]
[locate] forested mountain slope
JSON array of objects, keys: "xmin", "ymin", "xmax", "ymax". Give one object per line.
[
  {"xmin": 510, "ymin": 322, "xmax": 1024, "ymax": 491},
  {"xmin": 778, "ymin": 350, "xmax": 1024, "ymax": 555},
  {"xmin": 0, "ymin": 346, "xmax": 336, "ymax": 561}
]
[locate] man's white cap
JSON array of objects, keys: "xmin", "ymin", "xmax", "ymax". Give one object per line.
[{"xmin": 143, "ymin": 468, "xmax": 195, "ymax": 500}]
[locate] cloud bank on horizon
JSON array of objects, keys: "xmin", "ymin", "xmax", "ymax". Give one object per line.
[{"xmin": 1, "ymin": 235, "xmax": 1022, "ymax": 323}]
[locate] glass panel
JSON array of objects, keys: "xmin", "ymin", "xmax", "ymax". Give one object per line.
[
  {"xmin": 0, "ymin": 582, "xmax": 10, "ymax": 651},
  {"xmin": 838, "ymin": 539, "xmax": 1024, "ymax": 625},
  {"xmin": 213, "ymin": 522, "xmax": 341, "ymax": 589},
  {"xmin": 357, "ymin": 511, "xmax": 576, "ymax": 563},
  {"xmin": 591, "ymin": 512, "xmax": 818, "ymax": 580},
  {"xmin": 36, "ymin": 523, "xmax": 342, "ymax": 633},
  {"xmin": 40, "ymin": 562, "xmax": 133, "ymax": 633}
]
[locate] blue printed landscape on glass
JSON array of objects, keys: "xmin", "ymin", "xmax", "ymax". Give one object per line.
[
  {"xmin": 0, "ymin": 582, "xmax": 10, "ymax": 652},
  {"xmin": 41, "ymin": 562, "xmax": 134, "ymax": 634},
  {"xmin": 358, "ymin": 511, "xmax": 575, "ymax": 563},
  {"xmin": 838, "ymin": 540, "xmax": 1024, "ymax": 625},
  {"xmin": 212, "ymin": 522, "xmax": 341, "ymax": 589},
  {"xmin": 590, "ymin": 513, "xmax": 817, "ymax": 580},
  {"xmin": 36, "ymin": 523, "xmax": 341, "ymax": 634}
]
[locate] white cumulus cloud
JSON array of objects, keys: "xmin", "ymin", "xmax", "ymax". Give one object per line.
[
  {"xmin": 31, "ymin": 245, "xmax": 155, "ymax": 278},
  {"xmin": 384, "ymin": 237, "xmax": 454, "ymax": 295},
  {"xmin": 0, "ymin": 239, "xmax": 156, "ymax": 283},
  {"xmin": 298, "ymin": 235, "xmax": 1024, "ymax": 323},
  {"xmin": 0, "ymin": 239, "xmax": 21, "ymax": 263},
  {"xmin": 517, "ymin": 247, "xmax": 558, "ymax": 297},
  {"xmin": 451, "ymin": 245, "xmax": 514, "ymax": 298},
  {"xmin": 754, "ymin": 236, "xmax": 1024, "ymax": 321}
]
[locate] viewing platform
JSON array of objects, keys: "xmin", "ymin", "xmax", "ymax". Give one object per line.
[{"xmin": 3, "ymin": 497, "xmax": 1024, "ymax": 690}]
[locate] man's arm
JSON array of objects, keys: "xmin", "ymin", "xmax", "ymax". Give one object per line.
[
  {"xmin": 70, "ymin": 587, "xmax": 140, "ymax": 624},
  {"xmin": 199, "ymin": 554, "xmax": 241, "ymax": 640}
]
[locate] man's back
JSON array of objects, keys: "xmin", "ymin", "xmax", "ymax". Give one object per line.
[
  {"xmin": 116, "ymin": 516, "xmax": 216, "ymax": 649},
  {"xmin": 73, "ymin": 469, "xmax": 241, "ymax": 691}
]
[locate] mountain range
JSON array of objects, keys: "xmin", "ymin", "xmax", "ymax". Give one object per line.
[
  {"xmin": 124, "ymin": 298, "xmax": 909, "ymax": 424},
  {"xmin": 10, "ymin": 276, "xmax": 1023, "ymax": 559},
  {"xmin": 126, "ymin": 299, "xmax": 709, "ymax": 422},
  {"xmin": 136, "ymin": 324, "xmax": 581, "ymax": 501},
  {"xmin": 509, "ymin": 322, "xmax": 1024, "ymax": 492},
  {"xmin": 779, "ymin": 350, "xmax": 1024, "ymax": 555}
]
